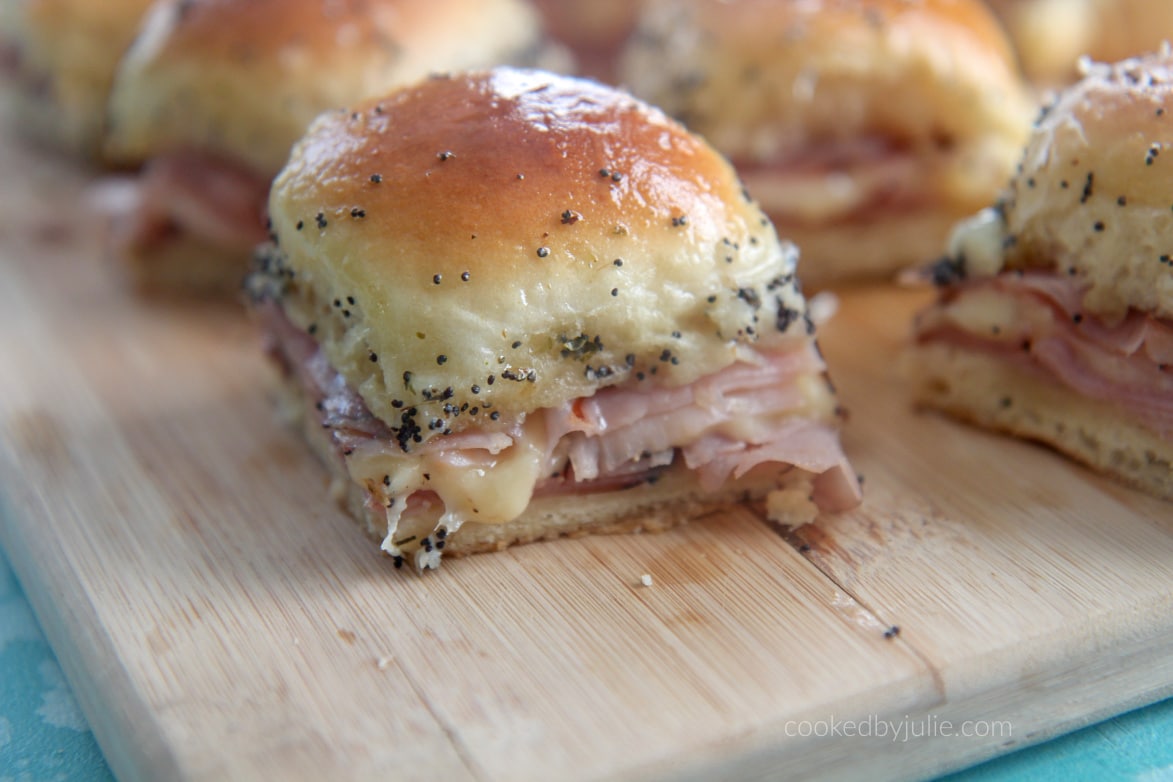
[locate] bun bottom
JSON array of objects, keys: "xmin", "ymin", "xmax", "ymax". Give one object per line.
[
  {"xmin": 905, "ymin": 341, "xmax": 1173, "ymax": 500},
  {"xmin": 272, "ymin": 371, "xmax": 825, "ymax": 561},
  {"xmin": 779, "ymin": 210, "xmax": 959, "ymax": 289}
]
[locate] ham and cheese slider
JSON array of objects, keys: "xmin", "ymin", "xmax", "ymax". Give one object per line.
[
  {"xmin": 907, "ymin": 51, "xmax": 1173, "ymax": 500},
  {"xmin": 100, "ymin": 0, "xmax": 551, "ymax": 292},
  {"xmin": 988, "ymin": 0, "xmax": 1173, "ymax": 87},
  {"xmin": 248, "ymin": 68, "xmax": 861, "ymax": 571},
  {"xmin": 0, "ymin": 0, "xmax": 154, "ymax": 159},
  {"xmin": 617, "ymin": 0, "xmax": 1035, "ymax": 287}
]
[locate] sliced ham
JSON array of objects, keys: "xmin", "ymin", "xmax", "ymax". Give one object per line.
[
  {"xmin": 105, "ymin": 150, "xmax": 271, "ymax": 256},
  {"xmin": 734, "ymin": 137, "xmax": 940, "ymax": 224},
  {"xmin": 258, "ymin": 302, "xmax": 859, "ymax": 525},
  {"xmin": 1031, "ymin": 336, "xmax": 1173, "ymax": 435},
  {"xmin": 684, "ymin": 420, "xmax": 861, "ymax": 512},
  {"xmin": 981, "ymin": 271, "xmax": 1173, "ymax": 361},
  {"xmin": 918, "ymin": 271, "xmax": 1173, "ymax": 437},
  {"xmin": 544, "ymin": 348, "xmax": 823, "ymax": 479}
]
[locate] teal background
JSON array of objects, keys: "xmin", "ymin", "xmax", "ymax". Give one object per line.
[
  {"xmin": 1, "ymin": 548, "xmax": 1169, "ymax": 782},
  {"xmin": 0, "ymin": 552, "xmax": 113, "ymax": 782}
]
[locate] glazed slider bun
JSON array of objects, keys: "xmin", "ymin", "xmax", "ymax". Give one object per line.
[
  {"xmin": 617, "ymin": 0, "xmax": 1035, "ymax": 287},
  {"xmin": 248, "ymin": 67, "xmax": 861, "ymax": 571},
  {"xmin": 907, "ymin": 51, "xmax": 1173, "ymax": 500},
  {"xmin": 0, "ymin": 0, "xmax": 155, "ymax": 159},
  {"xmin": 987, "ymin": 0, "xmax": 1173, "ymax": 86},
  {"xmin": 100, "ymin": 0, "xmax": 552, "ymax": 293}
]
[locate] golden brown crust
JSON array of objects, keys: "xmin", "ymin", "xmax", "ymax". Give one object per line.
[
  {"xmin": 617, "ymin": 0, "xmax": 1034, "ymax": 282},
  {"xmin": 994, "ymin": 50, "xmax": 1173, "ymax": 320},
  {"xmin": 280, "ymin": 73, "xmax": 755, "ymax": 259},
  {"xmin": 265, "ymin": 68, "xmax": 816, "ymax": 438},
  {"xmin": 0, "ymin": 0, "xmax": 154, "ymax": 159},
  {"xmin": 104, "ymin": 0, "xmax": 547, "ymax": 175}
]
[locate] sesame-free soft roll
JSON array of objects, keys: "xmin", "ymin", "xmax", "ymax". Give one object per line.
[
  {"xmin": 101, "ymin": 0, "xmax": 553, "ymax": 292},
  {"xmin": 0, "ymin": 0, "xmax": 155, "ymax": 159},
  {"xmin": 248, "ymin": 68, "xmax": 861, "ymax": 571},
  {"xmin": 617, "ymin": 0, "xmax": 1035, "ymax": 287},
  {"xmin": 907, "ymin": 52, "xmax": 1173, "ymax": 500}
]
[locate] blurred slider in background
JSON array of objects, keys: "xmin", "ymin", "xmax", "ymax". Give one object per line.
[{"xmin": 617, "ymin": 0, "xmax": 1036, "ymax": 289}]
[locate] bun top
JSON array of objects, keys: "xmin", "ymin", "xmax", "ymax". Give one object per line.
[
  {"xmin": 988, "ymin": 0, "xmax": 1173, "ymax": 86},
  {"xmin": 989, "ymin": 50, "xmax": 1173, "ymax": 319},
  {"xmin": 618, "ymin": 0, "xmax": 1032, "ymax": 178},
  {"xmin": 0, "ymin": 0, "xmax": 154, "ymax": 158},
  {"xmin": 262, "ymin": 68, "xmax": 814, "ymax": 437},
  {"xmin": 1085, "ymin": 0, "xmax": 1173, "ymax": 67},
  {"xmin": 103, "ymin": 0, "xmax": 547, "ymax": 175}
]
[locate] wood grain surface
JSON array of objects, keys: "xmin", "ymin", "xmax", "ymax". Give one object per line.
[{"xmin": 0, "ymin": 132, "xmax": 1170, "ymax": 782}]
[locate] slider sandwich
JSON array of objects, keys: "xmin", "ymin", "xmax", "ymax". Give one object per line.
[
  {"xmin": 100, "ymin": 0, "xmax": 553, "ymax": 292},
  {"xmin": 0, "ymin": 0, "xmax": 155, "ymax": 159},
  {"xmin": 907, "ymin": 51, "xmax": 1173, "ymax": 500},
  {"xmin": 248, "ymin": 68, "xmax": 862, "ymax": 571},
  {"xmin": 617, "ymin": 0, "xmax": 1035, "ymax": 287}
]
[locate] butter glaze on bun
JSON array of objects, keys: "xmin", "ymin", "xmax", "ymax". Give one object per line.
[
  {"xmin": 949, "ymin": 50, "xmax": 1173, "ymax": 321},
  {"xmin": 1004, "ymin": 53, "xmax": 1173, "ymax": 320},
  {"xmin": 618, "ymin": 0, "xmax": 1035, "ymax": 286},
  {"xmin": 0, "ymin": 0, "xmax": 154, "ymax": 158},
  {"xmin": 267, "ymin": 69, "xmax": 811, "ymax": 429}
]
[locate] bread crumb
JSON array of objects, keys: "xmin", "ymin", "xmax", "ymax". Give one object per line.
[
  {"xmin": 376, "ymin": 656, "xmax": 393, "ymax": 670},
  {"xmin": 766, "ymin": 487, "xmax": 818, "ymax": 529},
  {"xmin": 415, "ymin": 547, "xmax": 442, "ymax": 571},
  {"xmin": 639, "ymin": 573, "xmax": 654, "ymax": 587}
]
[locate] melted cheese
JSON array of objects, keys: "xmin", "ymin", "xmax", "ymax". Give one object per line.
[
  {"xmin": 946, "ymin": 207, "xmax": 1006, "ymax": 278},
  {"xmin": 351, "ymin": 415, "xmax": 549, "ymax": 533},
  {"xmin": 923, "ymin": 284, "xmax": 1059, "ymax": 345}
]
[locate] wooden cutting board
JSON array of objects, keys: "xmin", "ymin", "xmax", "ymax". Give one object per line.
[{"xmin": 0, "ymin": 131, "xmax": 1170, "ymax": 782}]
